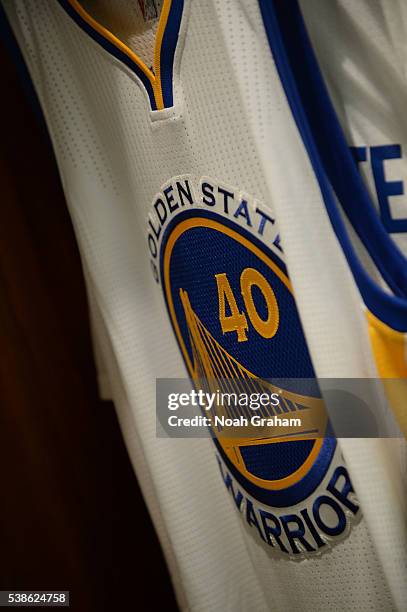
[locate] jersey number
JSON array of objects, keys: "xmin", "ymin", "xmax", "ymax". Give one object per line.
[{"xmin": 215, "ymin": 268, "xmax": 279, "ymax": 342}]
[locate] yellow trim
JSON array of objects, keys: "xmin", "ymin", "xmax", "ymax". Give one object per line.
[
  {"xmin": 66, "ymin": 0, "xmax": 172, "ymax": 110},
  {"xmin": 154, "ymin": 0, "xmax": 172, "ymax": 110},
  {"xmin": 367, "ymin": 311, "xmax": 407, "ymax": 378},
  {"xmin": 367, "ymin": 311, "xmax": 407, "ymax": 439}
]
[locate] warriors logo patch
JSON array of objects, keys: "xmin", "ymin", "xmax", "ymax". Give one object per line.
[{"xmin": 148, "ymin": 175, "xmax": 360, "ymax": 557}]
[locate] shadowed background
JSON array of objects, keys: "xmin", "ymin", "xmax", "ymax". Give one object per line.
[{"xmin": 0, "ymin": 32, "xmax": 178, "ymax": 612}]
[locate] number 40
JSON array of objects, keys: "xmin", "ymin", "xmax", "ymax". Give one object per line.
[{"xmin": 215, "ymin": 268, "xmax": 279, "ymax": 342}]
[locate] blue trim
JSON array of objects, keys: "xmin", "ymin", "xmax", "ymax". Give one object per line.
[
  {"xmin": 57, "ymin": 0, "xmax": 184, "ymax": 110},
  {"xmin": 279, "ymin": 3, "xmax": 407, "ymax": 297},
  {"xmin": 259, "ymin": 0, "xmax": 407, "ymax": 332},
  {"xmin": 160, "ymin": 0, "xmax": 184, "ymax": 108}
]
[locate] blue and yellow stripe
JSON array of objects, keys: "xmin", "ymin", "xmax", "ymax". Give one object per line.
[{"xmin": 57, "ymin": 0, "xmax": 184, "ymax": 110}]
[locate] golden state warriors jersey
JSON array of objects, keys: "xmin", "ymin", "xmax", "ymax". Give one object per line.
[{"xmin": 2, "ymin": 0, "xmax": 406, "ymax": 610}]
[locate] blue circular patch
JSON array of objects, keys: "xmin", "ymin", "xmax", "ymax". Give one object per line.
[{"xmin": 160, "ymin": 209, "xmax": 335, "ymax": 507}]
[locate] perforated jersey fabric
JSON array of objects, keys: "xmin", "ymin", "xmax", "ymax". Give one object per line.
[
  {"xmin": 80, "ymin": 0, "xmax": 160, "ymax": 70},
  {"xmin": 3, "ymin": 1, "xmax": 406, "ymax": 610}
]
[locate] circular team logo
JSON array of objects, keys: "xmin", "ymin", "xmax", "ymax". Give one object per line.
[{"xmin": 148, "ymin": 176, "xmax": 359, "ymax": 556}]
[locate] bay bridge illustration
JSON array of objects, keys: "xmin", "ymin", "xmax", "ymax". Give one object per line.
[{"xmin": 179, "ymin": 289, "xmax": 328, "ymax": 483}]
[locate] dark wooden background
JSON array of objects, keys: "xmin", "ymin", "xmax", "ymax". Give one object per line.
[{"xmin": 0, "ymin": 31, "xmax": 178, "ymax": 612}]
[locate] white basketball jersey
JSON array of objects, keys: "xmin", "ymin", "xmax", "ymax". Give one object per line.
[{"xmin": 3, "ymin": 1, "xmax": 406, "ymax": 610}]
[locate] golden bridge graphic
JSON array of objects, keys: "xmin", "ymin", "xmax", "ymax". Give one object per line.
[{"xmin": 179, "ymin": 289, "xmax": 328, "ymax": 464}]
